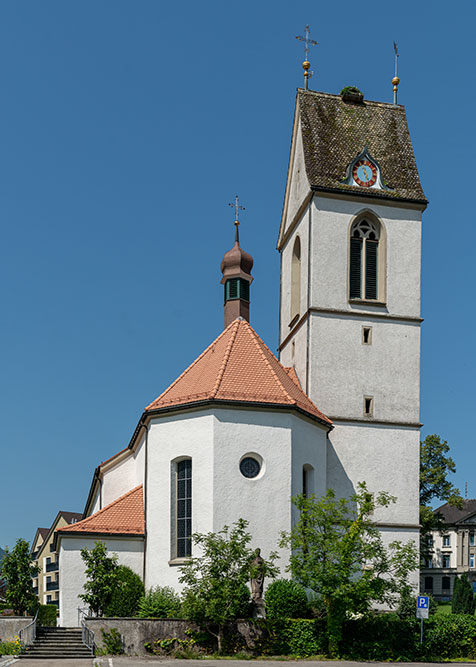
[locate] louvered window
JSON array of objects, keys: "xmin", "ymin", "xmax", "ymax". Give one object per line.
[
  {"xmin": 225, "ymin": 278, "xmax": 250, "ymax": 302},
  {"xmin": 176, "ymin": 459, "xmax": 192, "ymax": 558},
  {"xmin": 349, "ymin": 219, "xmax": 380, "ymax": 300}
]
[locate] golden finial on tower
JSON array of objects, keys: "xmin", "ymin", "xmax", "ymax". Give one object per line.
[
  {"xmin": 228, "ymin": 195, "xmax": 245, "ymax": 243},
  {"xmin": 393, "ymin": 42, "xmax": 400, "ymax": 105},
  {"xmin": 296, "ymin": 25, "xmax": 318, "ymax": 90}
]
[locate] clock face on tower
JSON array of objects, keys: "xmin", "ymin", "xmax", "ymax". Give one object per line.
[{"xmin": 352, "ymin": 159, "xmax": 377, "ymax": 188}]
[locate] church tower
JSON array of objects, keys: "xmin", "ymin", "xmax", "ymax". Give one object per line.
[{"xmin": 278, "ymin": 84, "xmax": 427, "ymax": 551}]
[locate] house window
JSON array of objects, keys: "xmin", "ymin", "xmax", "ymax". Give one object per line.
[
  {"xmin": 176, "ymin": 459, "xmax": 192, "ymax": 558},
  {"xmin": 442, "ymin": 555, "xmax": 450, "ymax": 568},
  {"xmin": 424, "ymin": 576, "xmax": 433, "ymax": 591},
  {"xmin": 470, "ymin": 533, "xmax": 475, "ymax": 546},
  {"xmin": 442, "ymin": 576, "xmax": 451, "ymax": 590},
  {"xmin": 470, "ymin": 554, "xmax": 475, "ymax": 569},
  {"xmin": 349, "ymin": 218, "xmax": 380, "ymax": 300},
  {"xmin": 426, "ymin": 557, "xmax": 433, "ymax": 568},
  {"xmin": 443, "ymin": 535, "xmax": 450, "ymax": 547},
  {"xmin": 302, "ymin": 465, "xmax": 314, "ymax": 498},
  {"xmin": 290, "ymin": 236, "xmax": 301, "ymax": 322},
  {"xmin": 427, "ymin": 535, "xmax": 434, "ymax": 547}
]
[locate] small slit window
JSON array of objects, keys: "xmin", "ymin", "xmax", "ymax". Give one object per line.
[
  {"xmin": 290, "ymin": 236, "xmax": 301, "ymax": 322},
  {"xmin": 349, "ymin": 219, "xmax": 380, "ymax": 301},
  {"xmin": 362, "ymin": 326, "xmax": 372, "ymax": 345},
  {"xmin": 364, "ymin": 396, "xmax": 373, "ymax": 417}
]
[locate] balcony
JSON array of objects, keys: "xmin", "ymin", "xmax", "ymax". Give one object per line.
[
  {"xmin": 46, "ymin": 561, "xmax": 58, "ymax": 572},
  {"xmin": 46, "ymin": 581, "xmax": 59, "ymax": 591}
]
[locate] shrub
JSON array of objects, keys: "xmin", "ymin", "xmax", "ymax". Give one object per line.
[
  {"xmin": 264, "ymin": 579, "xmax": 308, "ymax": 619},
  {"xmin": 341, "ymin": 615, "xmax": 419, "ymax": 661},
  {"xmin": 99, "ymin": 627, "xmax": 124, "ymax": 655},
  {"xmin": 37, "ymin": 604, "xmax": 58, "ymax": 627},
  {"xmin": 104, "ymin": 566, "xmax": 144, "ymax": 617},
  {"xmin": 424, "ymin": 614, "xmax": 476, "ymax": 658},
  {"xmin": 452, "ymin": 574, "xmax": 475, "ymax": 615},
  {"xmin": 138, "ymin": 585, "xmax": 181, "ymax": 618}
]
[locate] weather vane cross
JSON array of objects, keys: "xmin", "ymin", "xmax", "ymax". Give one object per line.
[
  {"xmin": 392, "ymin": 42, "xmax": 400, "ymax": 105},
  {"xmin": 229, "ymin": 195, "xmax": 245, "ymax": 242},
  {"xmin": 296, "ymin": 25, "xmax": 318, "ymax": 90}
]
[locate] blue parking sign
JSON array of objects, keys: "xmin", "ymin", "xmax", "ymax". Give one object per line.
[{"xmin": 417, "ymin": 596, "xmax": 429, "ymax": 609}]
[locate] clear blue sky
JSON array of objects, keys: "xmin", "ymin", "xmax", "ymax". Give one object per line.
[{"xmin": 1, "ymin": 1, "xmax": 474, "ymax": 548}]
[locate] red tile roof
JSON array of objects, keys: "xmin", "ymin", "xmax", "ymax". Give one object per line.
[
  {"xmin": 146, "ymin": 318, "xmax": 331, "ymax": 425},
  {"xmin": 59, "ymin": 486, "xmax": 144, "ymax": 536}
]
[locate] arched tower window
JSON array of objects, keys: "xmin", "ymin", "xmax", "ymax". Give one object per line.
[
  {"xmin": 349, "ymin": 219, "xmax": 380, "ymax": 300},
  {"xmin": 291, "ymin": 236, "xmax": 301, "ymax": 320},
  {"xmin": 171, "ymin": 458, "xmax": 192, "ymax": 558}
]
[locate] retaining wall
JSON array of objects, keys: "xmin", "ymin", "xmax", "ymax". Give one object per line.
[{"xmin": 0, "ymin": 617, "xmax": 33, "ymax": 642}]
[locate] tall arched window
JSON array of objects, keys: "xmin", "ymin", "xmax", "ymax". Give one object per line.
[
  {"xmin": 349, "ymin": 219, "xmax": 380, "ymax": 300},
  {"xmin": 175, "ymin": 459, "xmax": 192, "ymax": 558},
  {"xmin": 290, "ymin": 236, "xmax": 301, "ymax": 321}
]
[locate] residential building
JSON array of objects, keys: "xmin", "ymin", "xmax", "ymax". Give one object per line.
[
  {"xmin": 421, "ymin": 500, "xmax": 476, "ymax": 600},
  {"xmin": 31, "ymin": 512, "xmax": 82, "ymax": 609}
]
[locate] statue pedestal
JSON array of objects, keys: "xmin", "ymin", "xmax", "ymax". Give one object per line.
[{"xmin": 252, "ymin": 598, "xmax": 266, "ymax": 618}]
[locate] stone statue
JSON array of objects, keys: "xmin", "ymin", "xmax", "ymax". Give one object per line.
[{"xmin": 250, "ymin": 548, "xmax": 265, "ymax": 602}]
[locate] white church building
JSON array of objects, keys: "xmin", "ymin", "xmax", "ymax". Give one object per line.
[{"xmin": 56, "ymin": 84, "xmax": 426, "ymax": 627}]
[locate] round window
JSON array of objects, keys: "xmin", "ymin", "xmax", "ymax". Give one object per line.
[{"xmin": 240, "ymin": 456, "xmax": 261, "ymax": 479}]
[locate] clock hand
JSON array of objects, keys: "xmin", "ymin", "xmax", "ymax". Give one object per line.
[{"xmin": 362, "ymin": 166, "xmax": 369, "ymax": 182}]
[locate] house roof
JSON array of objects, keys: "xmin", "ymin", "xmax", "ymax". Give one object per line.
[
  {"xmin": 297, "ymin": 89, "xmax": 426, "ymax": 204},
  {"xmin": 37, "ymin": 527, "xmax": 49, "ymax": 541},
  {"xmin": 60, "ymin": 511, "xmax": 83, "ymax": 524},
  {"xmin": 59, "ymin": 486, "xmax": 144, "ymax": 537},
  {"xmin": 435, "ymin": 500, "xmax": 476, "ymax": 524},
  {"xmin": 145, "ymin": 317, "xmax": 331, "ymax": 426}
]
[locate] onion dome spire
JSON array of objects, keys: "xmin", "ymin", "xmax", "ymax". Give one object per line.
[{"xmin": 221, "ymin": 196, "xmax": 253, "ymax": 329}]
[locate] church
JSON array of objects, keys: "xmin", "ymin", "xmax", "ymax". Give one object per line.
[{"xmin": 56, "ymin": 75, "xmax": 426, "ymax": 628}]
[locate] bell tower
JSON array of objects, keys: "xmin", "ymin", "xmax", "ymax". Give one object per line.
[{"xmin": 278, "ymin": 84, "xmax": 427, "ymax": 552}]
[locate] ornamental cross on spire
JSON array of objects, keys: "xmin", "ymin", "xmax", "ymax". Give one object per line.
[
  {"xmin": 228, "ymin": 195, "xmax": 245, "ymax": 242},
  {"xmin": 296, "ymin": 25, "xmax": 318, "ymax": 90}
]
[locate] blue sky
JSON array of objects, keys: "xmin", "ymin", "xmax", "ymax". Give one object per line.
[{"xmin": 1, "ymin": 1, "xmax": 474, "ymax": 548}]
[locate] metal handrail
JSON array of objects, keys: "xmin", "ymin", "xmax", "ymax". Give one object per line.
[
  {"xmin": 19, "ymin": 607, "xmax": 39, "ymax": 647},
  {"xmin": 78, "ymin": 606, "xmax": 95, "ymax": 655}
]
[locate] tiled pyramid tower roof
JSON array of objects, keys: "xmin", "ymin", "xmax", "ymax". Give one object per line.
[
  {"xmin": 145, "ymin": 317, "xmax": 331, "ymax": 426},
  {"xmin": 59, "ymin": 486, "xmax": 144, "ymax": 536}
]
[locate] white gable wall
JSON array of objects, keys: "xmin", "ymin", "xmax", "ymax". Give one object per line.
[{"xmin": 58, "ymin": 535, "xmax": 144, "ymax": 627}]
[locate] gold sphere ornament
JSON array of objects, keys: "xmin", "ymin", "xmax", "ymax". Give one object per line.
[
  {"xmin": 302, "ymin": 60, "xmax": 311, "ymax": 71},
  {"xmin": 392, "ymin": 76, "xmax": 400, "ymax": 86}
]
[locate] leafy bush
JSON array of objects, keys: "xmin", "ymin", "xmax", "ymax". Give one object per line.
[
  {"xmin": 138, "ymin": 585, "xmax": 182, "ymax": 618},
  {"xmin": 341, "ymin": 615, "xmax": 420, "ymax": 661},
  {"xmin": 37, "ymin": 604, "xmax": 58, "ymax": 627},
  {"xmin": 99, "ymin": 627, "xmax": 124, "ymax": 655},
  {"xmin": 340, "ymin": 86, "xmax": 362, "ymax": 96},
  {"xmin": 266, "ymin": 618, "xmax": 326, "ymax": 656},
  {"xmin": 265, "ymin": 579, "xmax": 308, "ymax": 619},
  {"xmin": 424, "ymin": 614, "xmax": 476, "ymax": 658},
  {"xmin": 145, "ymin": 636, "xmax": 200, "ymax": 657},
  {"xmin": 397, "ymin": 592, "xmax": 437, "ymax": 619},
  {"xmin": 104, "ymin": 566, "xmax": 144, "ymax": 617}
]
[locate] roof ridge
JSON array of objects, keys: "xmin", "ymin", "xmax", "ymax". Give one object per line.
[
  {"xmin": 246, "ymin": 323, "xmax": 294, "ymax": 405},
  {"xmin": 145, "ymin": 324, "xmax": 235, "ymax": 410},
  {"xmin": 210, "ymin": 319, "xmax": 240, "ymax": 398}
]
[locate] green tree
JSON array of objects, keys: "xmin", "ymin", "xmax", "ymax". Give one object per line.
[
  {"xmin": 104, "ymin": 565, "xmax": 144, "ymax": 617},
  {"xmin": 79, "ymin": 541, "xmax": 118, "ymax": 617},
  {"xmin": 0, "ymin": 539, "xmax": 39, "ymax": 616},
  {"xmin": 420, "ymin": 435, "xmax": 462, "ymax": 561},
  {"xmin": 452, "ymin": 575, "xmax": 475, "ymax": 615},
  {"xmin": 138, "ymin": 585, "xmax": 182, "ymax": 618},
  {"xmin": 281, "ymin": 484, "xmax": 418, "ymax": 657},
  {"xmin": 179, "ymin": 518, "xmax": 279, "ymax": 653}
]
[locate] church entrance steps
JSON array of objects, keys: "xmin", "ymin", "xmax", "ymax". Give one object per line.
[{"xmin": 19, "ymin": 627, "xmax": 93, "ymax": 659}]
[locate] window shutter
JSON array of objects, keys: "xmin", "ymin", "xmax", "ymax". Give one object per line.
[
  {"xmin": 240, "ymin": 279, "xmax": 250, "ymax": 302},
  {"xmin": 365, "ymin": 240, "xmax": 378, "ymax": 300},
  {"xmin": 349, "ymin": 237, "xmax": 362, "ymax": 298}
]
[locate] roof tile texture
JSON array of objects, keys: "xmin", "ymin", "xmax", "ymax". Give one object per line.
[
  {"xmin": 146, "ymin": 318, "xmax": 331, "ymax": 424},
  {"xmin": 298, "ymin": 89, "xmax": 426, "ymax": 203},
  {"xmin": 435, "ymin": 500, "xmax": 476, "ymax": 524},
  {"xmin": 60, "ymin": 485, "xmax": 144, "ymax": 536}
]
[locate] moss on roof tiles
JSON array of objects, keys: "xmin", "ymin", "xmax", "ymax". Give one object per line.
[{"xmin": 298, "ymin": 89, "xmax": 426, "ymax": 203}]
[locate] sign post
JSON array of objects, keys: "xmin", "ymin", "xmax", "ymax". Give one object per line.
[{"xmin": 416, "ymin": 595, "xmax": 429, "ymax": 644}]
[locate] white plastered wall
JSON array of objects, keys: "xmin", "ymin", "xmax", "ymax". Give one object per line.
[
  {"xmin": 58, "ymin": 536, "xmax": 144, "ymax": 627},
  {"xmin": 327, "ymin": 422, "xmax": 420, "ymax": 527},
  {"xmin": 281, "ymin": 113, "xmax": 310, "ymax": 237},
  {"xmin": 280, "ymin": 208, "xmax": 310, "ymax": 344},
  {"xmin": 100, "ymin": 436, "xmax": 145, "ymax": 510},
  {"xmin": 145, "ymin": 411, "xmax": 215, "ymax": 592}
]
